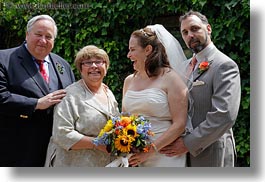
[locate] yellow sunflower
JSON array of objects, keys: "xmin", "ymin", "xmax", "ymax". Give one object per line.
[
  {"xmin": 104, "ymin": 119, "xmax": 113, "ymax": 132},
  {"xmin": 98, "ymin": 119, "xmax": 113, "ymax": 137},
  {"xmin": 115, "ymin": 135, "xmax": 135, "ymax": 153},
  {"xmin": 125, "ymin": 124, "xmax": 138, "ymax": 138}
]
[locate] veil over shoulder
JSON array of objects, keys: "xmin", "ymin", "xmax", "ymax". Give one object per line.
[{"xmin": 147, "ymin": 24, "xmax": 193, "ymax": 135}]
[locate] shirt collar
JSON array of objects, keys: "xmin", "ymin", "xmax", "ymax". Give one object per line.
[
  {"xmin": 24, "ymin": 43, "xmax": 51, "ymax": 63},
  {"xmin": 195, "ymin": 42, "xmax": 215, "ymax": 63}
]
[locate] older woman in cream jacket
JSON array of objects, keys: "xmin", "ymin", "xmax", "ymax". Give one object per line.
[{"xmin": 45, "ymin": 45, "xmax": 119, "ymax": 167}]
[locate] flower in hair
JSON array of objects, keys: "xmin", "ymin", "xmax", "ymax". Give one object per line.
[{"xmin": 140, "ymin": 29, "xmax": 147, "ymax": 37}]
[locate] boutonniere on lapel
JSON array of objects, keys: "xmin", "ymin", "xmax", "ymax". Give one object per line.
[
  {"xmin": 56, "ymin": 62, "xmax": 65, "ymax": 74},
  {"xmin": 198, "ymin": 60, "xmax": 212, "ymax": 74}
]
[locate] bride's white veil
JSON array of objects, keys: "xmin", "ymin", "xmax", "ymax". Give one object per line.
[
  {"xmin": 147, "ymin": 24, "xmax": 193, "ymax": 134},
  {"xmin": 147, "ymin": 24, "xmax": 192, "ymax": 89},
  {"xmin": 147, "ymin": 25, "xmax": 186, "ymax": 73}
]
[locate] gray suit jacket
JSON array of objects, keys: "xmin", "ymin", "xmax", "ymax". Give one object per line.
[{"xmin": 183, "ymin": 44, "xmax": 241, "ymax": 167}]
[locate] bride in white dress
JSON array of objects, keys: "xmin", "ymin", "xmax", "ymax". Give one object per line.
[{"xmin": 122, "ymin": 24, "xmax": 192, "ymax": 167}]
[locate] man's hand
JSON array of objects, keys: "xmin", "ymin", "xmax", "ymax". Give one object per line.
[
  {"xmin": 35, "ymin": 89, "xmax": 67, "ymax": 110},
  {"xmin": 159, "ymin": 137, "xmax": 188, "ymax": 157}
]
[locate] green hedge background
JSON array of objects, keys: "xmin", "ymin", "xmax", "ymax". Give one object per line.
[{"xmin": 0, "ymin": 0, "xmax": 250, "ymax": 167}]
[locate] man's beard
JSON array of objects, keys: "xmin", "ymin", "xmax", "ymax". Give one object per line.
[
  {"xmin": 191, "ymin": 44, "xmax": 205, "ymax": 54},
  {"xmin": 189, "ymin": 34, "xmax": 208, "ymax": 54}
]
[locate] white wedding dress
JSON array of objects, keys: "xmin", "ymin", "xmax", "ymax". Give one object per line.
[{"xmin": 123, "ymin": 88, "xmax": 186, "ymax": 167}]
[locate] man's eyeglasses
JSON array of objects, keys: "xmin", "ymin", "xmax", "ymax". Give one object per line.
[{"xmin": 81, "ymin": 60, "xmax": 106, "ymax": 67}]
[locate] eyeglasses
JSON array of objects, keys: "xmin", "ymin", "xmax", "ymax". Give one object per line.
[{"xmin": 81, "ymin": 60, "xmax": 106, "ymax": 67}]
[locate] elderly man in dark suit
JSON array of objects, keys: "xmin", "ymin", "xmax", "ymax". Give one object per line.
[
  {"xmin": 160, "ymin": 10, "xmax": 241, "ymax": 167},
  {"xmin": 0, "ymin": 14, "xmax": 75, "ymax": 166}
]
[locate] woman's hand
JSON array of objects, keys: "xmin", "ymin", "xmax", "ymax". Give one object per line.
[{"xmin": 94, "ymin": 144, "xmax": 110, "ymax": 154}]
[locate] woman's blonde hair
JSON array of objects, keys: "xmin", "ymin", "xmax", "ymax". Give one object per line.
[{"xmin": 75, "ymin": 45, "xmax": 110, "ymax": 72}]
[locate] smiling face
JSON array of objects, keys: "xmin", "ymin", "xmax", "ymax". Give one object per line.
[
  {"xmin": 80, "ymin": 57, "xmax": 107, "ymax": 85},
  {"xmin": 127, "ymin": 35, "xmax": 149, "ymax": 72},
  {"xmin": 180, "ymin": 15, "xmax": 212, "ymax": 53},
  {"xmin": 26, "ymin": 19, "xmax": 55, "ymax": 60}
]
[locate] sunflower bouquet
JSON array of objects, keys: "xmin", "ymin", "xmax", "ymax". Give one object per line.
[{"xmin": 93, "ymin": 112, "xmax": 154, "ymax": 167}]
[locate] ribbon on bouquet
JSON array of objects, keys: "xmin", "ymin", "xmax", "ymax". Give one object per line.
[{"xmin": 105, "ymin": 154, "xmax": 133, "ymax": 167}]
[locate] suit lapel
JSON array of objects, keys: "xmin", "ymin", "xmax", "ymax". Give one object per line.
[
  {"xmin": 19, "ymin": 45, "xmax": 49, "ymax": 95},
  {"xmin": 192, "ymin": 49, "xmax": 216, "ymax": 82},
  {"xmin": 84, "ymin": 94, "xmax": 111, "ymax": 119},
  {"xmin": 49, "ymin": 54, "xmax": 68, "ymax": 89},
  {"xmin": 193, "ymin": 60, "xmax": 214, "ymax": 82},
  {"xmin": 80, "ymin": 80, "xmax": 112, "ymax": 118},
  {"xmin": 193, "ymin": 67, "xmax": 201, "ymax": 82}
]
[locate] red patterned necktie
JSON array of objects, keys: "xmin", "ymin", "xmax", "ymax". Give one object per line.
[
  {"xmin": 36, "ymin": 60, "xmax": 49, "ymax": 83},
  {"xmin": 191, "ymin": 56, "xmax": 198, "ymax": 71},
  {"xmin": 187, "ymin": 56, "xmax": 198, "ymax": 77}
]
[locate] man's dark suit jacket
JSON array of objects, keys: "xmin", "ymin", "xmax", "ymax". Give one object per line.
[{"xmin": 0, "ymin": 43, "xmax": 75, "ymax": 166}]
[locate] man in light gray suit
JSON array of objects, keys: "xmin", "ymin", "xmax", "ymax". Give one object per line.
[{"xmin": 160, "ymin": 10, "xmax": 241, "ymax": 167}]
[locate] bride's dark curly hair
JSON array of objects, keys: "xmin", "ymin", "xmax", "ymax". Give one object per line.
[{"xmin": 131, "ymin": 27, "xmax": 171, "ymax": 77}]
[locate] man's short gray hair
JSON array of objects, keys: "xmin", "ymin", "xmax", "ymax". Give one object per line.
[{"xmin": 26, "ymin": 14, "xmax": 57, "ymax": 39}]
